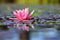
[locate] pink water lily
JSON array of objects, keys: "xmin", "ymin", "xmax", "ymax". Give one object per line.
[
  {"xmin": 10, "ymin": 8, "xmax": 34, "ymax": 21},
  {"xmin": 10, "ymin": 8, "xmax": 34, "ymax": 31}
]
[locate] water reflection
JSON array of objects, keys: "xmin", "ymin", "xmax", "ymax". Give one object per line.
[
  {"xmin": 0, "ymin": 29, "xmax": 19, "ymax": 40},
  {"xmin": 30, "ymin": 28, "xmax": 60, "ymax": 40}
]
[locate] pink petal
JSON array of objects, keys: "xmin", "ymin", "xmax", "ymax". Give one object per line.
[
  {"xmin": 24, "ymin": 26, "xmax": 29, "ymax": 31},
  {"xmin": 16, "ymin": 10, "xmax": 20, "ymax": 13},
  {"xmin": 17, "ymin": 14, "xmax": 23, "ymax": 20},
  {"xmin": 13, "ymin": 11, "xmax": 23, "ymax": 21},
  {"xmin": 24, "ymin": 8, "xmax": 29, "ymax": 14},
  {"xmin": 29, "ymin": 10, "xmax": 34, "ymax": 16},
  {"xmin": 21, "ymin": 9, "xmax": 27, "ymax": 19},
  {"xmin": 9, "ymin": 18, "xmax": 17, "ymax": 20},
  {"xmin": 18, "ymin": 9, "xmax": 26, "ymax": 20},
  {"xmin": 24, "ymin": 8, "xmax": 29, "ymax": 19},
  {"xmin": 19, "ymin": 11, "xmax": 24, "ymax": 20},
  {"xmin": 26, "ymin": 10, "xmax": 34, "ymax": 20},
  {"xmin": 31, "ymin": 25, "xmax": 34, "ymax": 29}
]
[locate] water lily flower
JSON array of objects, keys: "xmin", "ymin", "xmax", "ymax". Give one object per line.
[
  {"xmin": 10, "ymin": 8, "xmax": 34, "ymax": 31},
  {"xmin": 10, "ymin": 8, "xmax": 34, "ymax": 21}
]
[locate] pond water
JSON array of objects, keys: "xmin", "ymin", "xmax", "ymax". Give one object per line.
[
  {"xmin": 0, "ymin": 28, "xmax": 60, "ymax": 40},
  {"xmin": 0, "ymin": 29, "xmax": 19, "ymax": 40},
  {"xmin": 30, "ymin": 28, "xmax": 60, "ymax": 40}
]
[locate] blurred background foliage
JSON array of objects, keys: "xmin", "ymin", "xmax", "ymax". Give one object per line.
[{"xmin": 0, "ymin": 0, "xmax": 60, "ymax": 5}]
